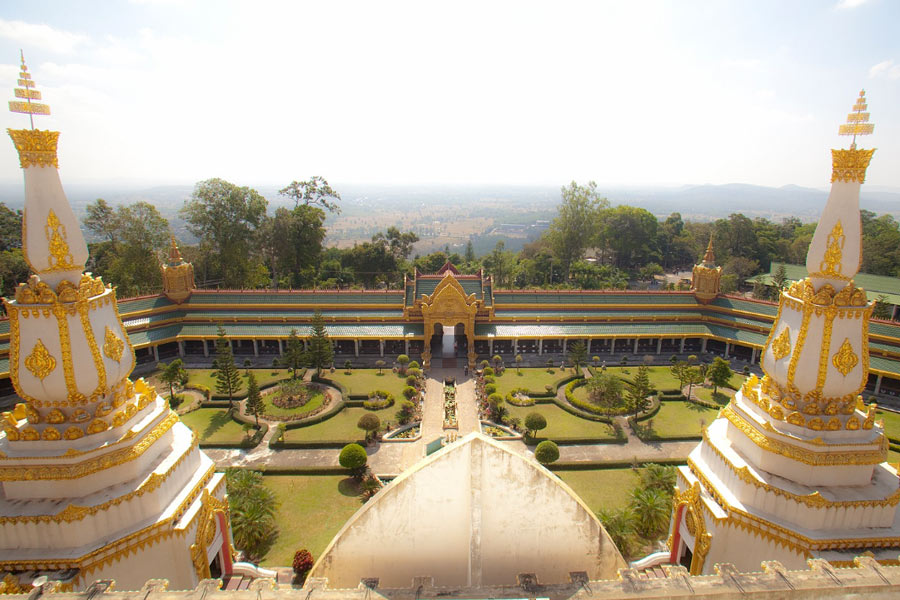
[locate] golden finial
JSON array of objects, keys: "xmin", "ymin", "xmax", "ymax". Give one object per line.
[
  {"xmin": 168, "ymin": 235, "xmax": 183, "ymax": 264},
  {"xmin": 838, "ymin": 89, "xmax": 874, "ymax": 149},
  {"xmin": 8, "ymin": 50, "xmax": 51, "ymax": 130},
  {"xmin": 703, "ymin": 235, "xmax": 715, "ymax": 266}
]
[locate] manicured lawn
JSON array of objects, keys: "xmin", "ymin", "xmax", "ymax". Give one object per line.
[
  {"xmin": 888, "ymin": 448, "xmax": 900, "ymax": 463},
  {"xmin": 262, "ymin": 385, "xmax": 326, "ymax": 419},
  {"xmin": 326, "ymin": 369, "xmax": 408, "ymax": 397},
  {"xmin": 557, "ymin": 468, "xmax": 638, "ymax": 513},
  {"xmin": 185, "ymin": 368, "xmax": 292, "ymax": 397},
  {"xmin": 642, "ymin": 401, "xmax": 718, "ymax": 439},
  {"xmin": 260, "ymin": 475, "xmax": 365, "ymax": 567},
  {"xmin": 180, "ymin": 408, "xmax": 257, "ymax": 445},
  {"xmin": 494, "ymin": 367, "xmax": 573, "ymax": 396},
  {"xmin": 877, "ymin": 409, "xmax": 900, "ymax": 442},
  {"xmin": 283, "ymin": 406, "xmax": 391, "ymax": 443},
  {"xmin": 505, "ymin": 403, "xmax": 621, "ymax": 442},
  {"xmin": 693, "ymin": 387, "xmax": 734, "ymax": 405}
]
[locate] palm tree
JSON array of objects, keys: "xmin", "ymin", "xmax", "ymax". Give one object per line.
[
  {"xmin": 597, "ymin": 507, "xmax": 636, "ymax": 557},
  {"xmin": 640, "ymin": 463, "xmax": 676, "ymax": 494},
  {"xmin": 629, "ymin": 487, "xmax": 672, "ymax": 538},
  {"xmin": 231, "ymin": 502, "xmax": 276, "ymax": 559}
]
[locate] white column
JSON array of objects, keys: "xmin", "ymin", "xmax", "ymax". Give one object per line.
[
  {"xmin": 657, "ymin": 338, "xmax": 662, "ymax": 355},
  {"xmin": 633, "ymin": 338, "xmax": 639, "ymax": 354},
  {"xmin": 538, "ymin": 339, "xmax": 543, "ymax": 355},
  {"xmin": 751, "ymin": 347, "xmax": 759, "ymax": 363},
  {"xmin": 514, "ymin": 338, "xmax": 519, "ymax": 355},
  {"xmin": 562, "ymin": 338, "xmax": 568, "ymax": 353},
  {"xmin": 724, "ymin": 343, "xmax": 730, "ymax": 359},
  {"xmin": 354, "ymin": 340, "xmax": 359, "ymax": 357},
  {"xmin": 177, "ymin": 341, "xmax": 184, "ymax": 357},
  {"xmin": 227, "ymin": 339, "xmax": 233, "ymax": 352},
  {"xmin": 875, "ymin": 374, "xmax": 883, "ymax": 394},
  {"xmin": 253, "ymin": 339, "xmax": 258, "ymax": 357},
  {"xmin": 379, "ymin": 340, "xmax": 384, "ymax": 357},
  {"xmin": 701, "ymin": 338, "xmax": 708, "ymax": 353},
  {"xmin": 680, "ymin": 338, "xmax": 686, "ymax": 354},
  {"xmin": 893, "ymin": 304, "xmax": 899, "ymax": 321},
  {"xmin": 610, "ymin": 337, "xmax": 616, "ymax": 354},
  {"xmin": 489, "ymin": 339, "xmax": 494, "ymax": 355},
  {"xmin": 278, "ymin": 339, "xmax": 283, "ymax": 356},
  {"xmin": 404, "ymin": 339, "xmax": 409, "ymax": 355},
  {"xmin": 152, "ymin": 345, "xmax": 159, "ymax": 362},
  {"xmin": 203, "ymin": 340, "xmax": 209, "ymax": 357}
]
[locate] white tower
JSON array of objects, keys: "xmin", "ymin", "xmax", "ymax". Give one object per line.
[
  {"xmin": 0, "ymin": 54, "xmax": 232, "ymax": 591},
  {"xmin": 668, "ymin": 91, "xmax": 900, "ymax": 574}
]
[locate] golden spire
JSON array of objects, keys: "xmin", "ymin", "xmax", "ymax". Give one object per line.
[
  {"xmin": 168, "ymin": 235, "xmax": 183, "ymax": 265},
  {"xmin": 8, "ymin": 50, "xmax": 50, "ymax": 130},
  {"xmin": 838, "ymin": 89, "xmax": 874, "ymax": 150},
  {"xmin": 702, "ymin": 235, "xmax": 715, "ymax": 266}
]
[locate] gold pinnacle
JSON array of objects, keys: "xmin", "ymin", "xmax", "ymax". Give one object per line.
[
  {"xmin": 8, "ymin": 50, "xmax": 51, "ymax": 129},
  {"xmin": 838, "ymin": 89, "xmax": 874, "ymax": 149}
]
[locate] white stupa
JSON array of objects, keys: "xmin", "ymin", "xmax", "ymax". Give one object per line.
[
  {"xmin": 0, "ymin": 53, "xmax": 232, "ymax": 592},
  {"xmin": 668, "ymin": 91, "xmax": 900, "ymax": 574}
]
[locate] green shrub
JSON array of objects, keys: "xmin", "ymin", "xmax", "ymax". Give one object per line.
[
  {"xmin": 483, "ymin": 366, "xmax": 494, "ymax": 377},
  {"xmin": 357, "ymin": 413, "xmax": 381, "ymax": 440},
  {"xmin": 187, "ymin": 383, "xmax": 211, "ymax": 400},
  {"xmin": 402, "ymin": 386, "xmax": 418, "ymax": 400},
  {"xmin": 407, "ymin": 367, "xmax": 422, "ymax": 379},
  {"xmin": 405, "ymin": 375, "xmax": 418, "ymax": 387},
  {"xmin": 484, "ymin": 383, "xmax": 498, "ymax": 396},
  {"xmin": 535, "ymin": 440, "xmax": 560, "ymax": 465},
  {"xmin": 408, "ymin": 361, "xmax": 420, "ymax": 369},
  {"xmin": 524, "ymin": 412, "xmax": 547, "ymax": 436},
  {"xmin": 339, "ymin": 443, "xmax": 368, "ymax": 472},
  {"xmin": 364, "ymin": 390, "xmax": 395, "ymax": 410}
]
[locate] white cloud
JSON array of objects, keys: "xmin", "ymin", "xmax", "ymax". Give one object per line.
[
  {"xmin": 869, "ymin": 59, "xmax": 900, "ymax": 80},
  {"xmin": 835, "ymin": 0, "xmax": 869, "ymax": 9},
  {"xmin": 0, "ymin": 19, "xmax": 88, "ymax": 54},
  {"xmin": 722, "ymin": 58, "xmax": 764, "ymax": 71}
]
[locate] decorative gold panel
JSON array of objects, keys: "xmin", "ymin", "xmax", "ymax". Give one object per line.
[
  {"xmin": 7, "ymin": 128, "xmax": 59, "ymax": 169},
  {"xmin": 103, "ymin": 326, "xmax": 125, "ymax": 362},
  {"xmin": 24, "ymin": 339, "xmax": 55, "ymax": 380},
  {"xmin": 832, "ymin": 338, "xmax": 858, "ymax": 376},
  {"xmin": 771, "ymin": 328, "xmax": 791, "ymax": 360}
]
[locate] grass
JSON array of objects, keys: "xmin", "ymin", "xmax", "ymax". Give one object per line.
[
  {"xmin": 262, "ymin": 386, "xmax": 326, "ymax": 419},
  {"xmin": 180, "ymin": 408, "xmax": 257, "ymax": 444},
  {"xmin": 876, "ymin": 408, "xmax": 900, "ymax": 442},
  {"xmin": 641, "ymin": 401, "xmax": 718, "ymax": 439},
  {"xmin": 260, "ymin": 475, "xmax": 365, "ymax": 567},
  {"xmin": 182, "ymin": 368, "xmax": 292, "ymax": 397},
  {"xmin": 494, "ymin": 367, "xmax": 574, "ymax": 396},
  {"xmin": 326, "ymin": 369, "xmax": 409, "ymax": 397},
  {"xmin": 283, "ymin": 406, "xmax": 391, "ymax": 443},
  {"xmin": 557, "ymin": 468, "xmax": 638, "ymax": 513},
  {"xmin": 504, "ymin": 403, "xmax": 621, "ymax": 441},
  {"xmin": 693, "ymin": 387, "xmax": 733, "ymax": 405}
]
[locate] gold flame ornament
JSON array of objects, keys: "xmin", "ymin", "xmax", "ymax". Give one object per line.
[
  {"xmin": 103, "ymin": 326, "xmax": 125, "ymax": 362},
  {"xmin": 832, "ymin": 338, "xmax": 859, "ymax": 376},
  {"xmin": 771, "ymin": 328, "xmax": 792, "ymax": 360},
  {"xmin": 24, "ymin": 339, "xmax": 56, "ymax": 380}
]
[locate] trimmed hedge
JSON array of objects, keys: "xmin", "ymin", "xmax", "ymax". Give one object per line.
[
  {"xmin": 548, "ymin": 458, "xmax": 686, "ymax": 471},
  {"xmin": 525, "ymin": 434, "xmax": 626, "ymax": 446},
  {"xmin": 364, "ymin": 390, "xmax": 395, "ymax": 410},
  {"xmin": 195, "ymin": 409, "xmax": 267, "ymax": 449},
  {"xmin": 270, "ymin": 438, "xmax": 365, "ymax": 449}
]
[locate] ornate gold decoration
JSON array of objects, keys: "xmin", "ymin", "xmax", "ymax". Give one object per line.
[
  {"xmin": 7, "ymin": 128, "xmax": 58, "ymax": 168},
  {"xmin": 24, "ymin": 338, "xmax": 55, "ymax": 380},
  {"xmin": 190, "ymin": 489, "xmax": 230, "ymax": 580},
  {"xmin": 79, "ymin": 303, "xmax": 107, "ymax": 396},
  {"xmin": 833, "ymin": 338, "xmax": 859, "ymax": 376},
  {"xmin": 46, "ymin": 408, "xmax": 65, "ymax": 424},
  {"xmin": 45, "ymin": 209, "xmax": 78, "ymax": 272},
  {"xmin": 41, "ymin": 426, "xmax": 60, "ymax": 440},
  {"xmin": 0, "ymin": 573, "xmax": 27, "ymax": 594},
  {"xmin": 14, "ymin": 273, "xmax": 106, "ymax": 305},
  {"xmin": 818, "ymin": 222, "xmax": 845, "ymax": 278},
  {"xmin": 103, "ymin": 326, "xmax": 125, "ymax": 362},
  {"xmin": 63, "ymin": 426, "xmax": 83, "ymax": 440},
  {"xmin": 832, "ymin": 148, "xmax": 876, "ymax": 184},
  {"xmin": 8, "ymin": 51, "xmax": 50, "ymax": 122},
  {"xmin": 722, "ymin": 405, "xmax": 885, "ymax": 466},
  {"xmin": 0, "ymin": 431, "xmax": 199, "ymax": 525},
  {"xmin": 771, "ymin": 327, "xmax": 791, "ymax": 360},
  {"xmin": 673, "ymin": 481, "xmax": 711, "ymax": 575},
  {"xmin": 0, "ymin": 411, "xmax": 177, "ymax": 481},
  {"xmin": 86, "ymin": 418, "xmax": 108, "ymax": 434}
]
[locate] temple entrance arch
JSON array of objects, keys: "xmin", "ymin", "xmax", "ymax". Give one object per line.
[{"xmin": 419, "ymin": 273, "xmax": 479, "ymax": 369}]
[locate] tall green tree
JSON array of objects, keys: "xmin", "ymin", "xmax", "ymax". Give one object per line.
[
  {"xmin": 225, "ymin": 468, "xmax": 277, "ymax": 561},
  {"xmin": 626, "ymin": 365, "xmax": 651, "ymax": 418},
  {"xmin": 279, "ymin": 176, "xmax": 342, "ymax": 213},
  {"xmin": 180, "ymin": 178, "xmax": 268, "ymax": 288},
  {"xmin": 567, "ymin": 340, "xmax": 588, "ymax": 373},
  {"xmin": 708, "ymin": 357, "xmax": 733, "ymax": 396},
  {"xmin": 245, "ymin": 372, "xmax": 263, "ymax": 426},
  {"xmin": 284, "ymin": 329, "xmax": 305, "ymax": 378},
  {"xmin": 82, "ymin": 198, "xmax": 120, "ymax": 244},
  {"xmin": 482, "ymin": 241, "xmax": 517, "ymax": 288},
  {"xmin": 159, "ymin": 358, "xmax": 187, "ymax": 403},
  {"xmin": 547, "ymin": 181, "xmax": 608, "ymax": 279},
  {"xmin": 586, "ymin": 372, "xmax": 623, "ymax": 418},
  {"xmin": 306, "ymin": 310, "xmax": 334, "ymax": 376},
  {"xmin": 213, "ymin": 325, "xmax": 242, "ymax": 410},
  {"xmin": 629, "ymin": 487, "xmax": 672, "ymax": 538}
]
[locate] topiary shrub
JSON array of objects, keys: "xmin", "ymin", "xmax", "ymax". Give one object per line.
[
  {"xmin": 524, "ymin": 412, "xmax": 548, "ymax": 437},
  {"xmin": 535, "ymin": 440, "xmax": 559, "ymax": 465},
  {"xmin": 484, "ymin": 383, "xmax": 498, "ymax": 396},
  {"xmin": 407, "ymin": 367, "xmax": 422, "ymax": 379},
  {"xmin": 483, "ymin": 366, "xmax": 494, "ymax": 377},
  {"xmin": 408, "ymin": 360, "xmax": 420, "ymax": 369},
  {"xmin": 364, "ymin": 390, "xmax": 395, "ymax": 409},
  {"xmin": 483, "ymin": 375, "xmax": 495, "ymax": 385},
  {"xmin": 357, "ymin": 412, "xmax": 381, "ymax": 441},
  {"xmin": 405, "ymin": 375, "xmax": 418, "ymax": 387},
  {"xmin": 339, "ymin": 443, "xmax": 368, "ymax": 475},
  {"xmin": 292, "ymin": 549, "xmax": 314, "ymax": 583},
  {"xmin": 402, "ymin": 386, "xmax": 418, "ymax": 400}
]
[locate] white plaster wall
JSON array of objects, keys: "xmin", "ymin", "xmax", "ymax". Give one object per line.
[{"xmin": 309, "ymin": 434, "xmax": 625, "ymax": 588}]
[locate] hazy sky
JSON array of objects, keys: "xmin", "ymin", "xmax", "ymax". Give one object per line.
[{"xmin": 0, "ymin": 0, "xmax": 898, "ymax": 189}]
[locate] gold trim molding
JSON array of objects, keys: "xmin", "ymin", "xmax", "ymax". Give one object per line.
[
  {"xmin": 7, "ymin": 128, "xmax": 59, "ymax": 168},
  {"xmin": 831, "ymin": 148, "xmax": 875, "ymax": 184}
]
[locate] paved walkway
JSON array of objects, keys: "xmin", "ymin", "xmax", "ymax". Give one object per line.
[{"xmin": 203, "ymin": 366, "xmax": 701, "ymax": 475}]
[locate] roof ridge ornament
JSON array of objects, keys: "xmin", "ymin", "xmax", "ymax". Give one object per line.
[{"xmin": 8, "ymin": 50, "xmax": 50, "ymax": 130}]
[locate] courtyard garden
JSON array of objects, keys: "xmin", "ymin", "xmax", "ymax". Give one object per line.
[
  {"xmin": 634, "ymin": 400, "xmax": 718, "ymax": 440},
  {"xmin": 325, "ymin": 368, "xmax": 410, "ymax": 398},
  {"xmin": 492, "ymin": 367, "xmax": 575, "ymax": 397},
  {"xmin": 261, "ymin": 380, "xmax": 328, "ymax": 420},
  {"xmin": 281, "ymin": 406, "xmax": 392, "ymax": 444},
  {"xmin": 180, "ymin": 408, "xmax": 259, "ymax": 446},
  {"xmin": 504, "ymin": 403, "xmax": 623, "ymax": 443}
]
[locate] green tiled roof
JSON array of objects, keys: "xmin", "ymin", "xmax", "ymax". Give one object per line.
[
  {"xmin": 187, "ymin": 291, "xmax": 404, "ymax": 305},
  {"xmin": 413, "ymin": 277, "xmax": 483, "ymax": 301},
  {"xmin": 756, "ymin": 264, "xmax": 900, "ymax": 305},
  {"xmin": 710, "ymin": 296, "xmax": 778, "ymax": 316},
  {"xmin": 870, "ymin": 355, "xmax": 900, "ymax": 376},
  {"xmin": 127, "ymin": 324, "xmax": 182, "ymax": 345},
  {"xmin": 483, "ymin": 285, "xmax": 492, "ymax": 307},
  {"xmin": 405, "ymin": 285, "xmax": 415, "ymax": 306},
  {"xmin": 870, "ymin": 321, "xmax": 900, "ymax": 338},
  {"xmin": 181, "ymin": 309, "xmax": 404, "ymax": 319},
  {"xmin": 474, "ymin": 322, "xmax": 713, "ymax": 338},
  {"xmin": 706, "ymin": 324, "xmax": 767, "ymax": 345},
  {"xmin": 493, "ymin": 292, "xmax": 699, "ymax": 305},
  {"xmin": 118, "ymin": 295, "xmax": 174, "ymax": 315},
  {"xmin": 493, "ymin": 309, "xmax": 700, "ymax": 319},
  {"xmin": 0, "ymin": 320, "xmax": 8, "ymax": 336}
]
